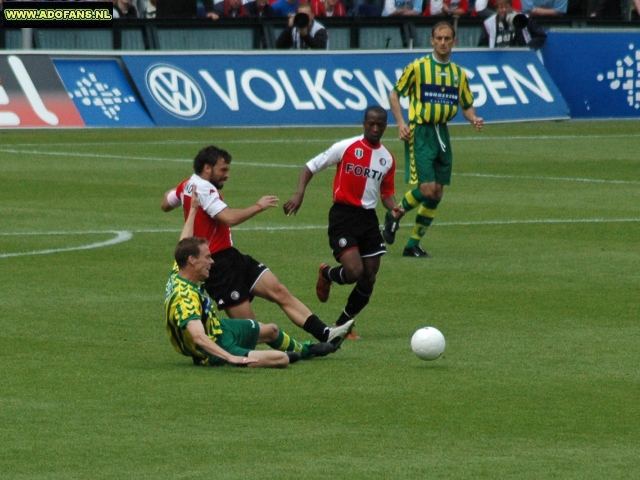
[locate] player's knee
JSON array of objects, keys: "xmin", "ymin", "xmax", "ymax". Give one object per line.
[
  {"xmin": 262, "ymin": 323, "xmax": 280, "ymax": 341},
  {"xmin": 268, "ymin": 281, "xmax": 293, "ymax": 304},
  {"xmin": 344, "ymin": 264, "xmax": 364, "ymax": 283}
]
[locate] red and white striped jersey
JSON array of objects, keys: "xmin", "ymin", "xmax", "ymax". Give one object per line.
[
  {"xmin": 306, "ymin": 135, "xmax": 396, "ymax": 209},
  {"xmin": 174, "ymin": 174, "xmax": 233, "ymax": 255}
]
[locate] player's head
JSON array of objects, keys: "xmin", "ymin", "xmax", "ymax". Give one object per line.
[
  {"xmin": 194, "ymin": 145, "xmax": 232, "ymax": 190},
  {"xmin": 431, "ymin": 21, "xmax": 456, "ymax": 40},
  {"xmin": 362, "ymin": 106, "xmax": 387, "ymax": 145},
  {"xmin": 175, "ymin": 237, "xmax": 212, "ymax": 279},
  {"xmin": 193, "ymin": 145, "xmax": 231, "ymax": 174},
  {"xmin": 431, "ymin": 22, "xmax": 456, "ymax": 60}
]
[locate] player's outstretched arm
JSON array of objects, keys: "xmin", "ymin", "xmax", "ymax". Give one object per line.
[
  {"xmin": 283, "ymin": 166, "xmax": 314, "ymax": 216},
  {"xmin": 215, "ymin": 196, "xmax": 279, "ymax": 228},
  {"xmin": 462, "ymin": 106, "xmax": 483, "ymax": 132},
  {"xmin": 186, "ymin": 320, "xmax": 258, "ymax": 366}
]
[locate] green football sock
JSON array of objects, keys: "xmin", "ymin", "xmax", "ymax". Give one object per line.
[
  {"xmin": 267, "ymin": 329, "xmax": 308, "ymax": 357},
  {"xmin": 406, "ymin": 199, "xmax": 440, "ymax": 248},
  {"xmin": 401, "ymin": 188, "xmax": 425, "ymax": 212}
]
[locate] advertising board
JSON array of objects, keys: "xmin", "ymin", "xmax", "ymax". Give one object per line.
[{"xmin": 121, "ymin": 49, "xmax": 569, "ymax": 127}]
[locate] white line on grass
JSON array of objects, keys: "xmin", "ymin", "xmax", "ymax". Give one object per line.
[
  {"xmin": 2, "ymin": 218, "xmax": 638, "ymax": 258},
  {"xmin": 2, "ymin": 133, "xmax": 640, "ymax": 148},
  {"xmin": 0, "ymin": 230, "xmax": 133, "ymax": 259},
  {"xmin": 457, "ymin": 173, "xmax": 640, "ymax": 185},
  {"xmin": 1, "ymin": 147, "xmax": 638, "ymax": 184}
]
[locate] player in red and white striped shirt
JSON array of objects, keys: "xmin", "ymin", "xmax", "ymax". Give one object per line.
[{"xmin": 284, "ymin": 106, "xmax": 404, "ymax": 341}]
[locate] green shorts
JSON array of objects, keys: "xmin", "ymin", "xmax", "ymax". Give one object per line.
[
  {"xmin": 404, "ymin": 122, "xmax": 453, "ymax": 186},
  {"xmin": 204, "ymin": 318, "xmax": 260, "ymax": 366}
]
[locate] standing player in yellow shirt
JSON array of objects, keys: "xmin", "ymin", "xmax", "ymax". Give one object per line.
[{"xmin": 388, "ymin": 21, "xmax": 483, "ymax": 257}]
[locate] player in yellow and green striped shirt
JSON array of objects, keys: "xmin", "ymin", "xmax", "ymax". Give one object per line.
[{"xmin": 388, "ymin": 21, "xmax": 483, "ymax": 258}]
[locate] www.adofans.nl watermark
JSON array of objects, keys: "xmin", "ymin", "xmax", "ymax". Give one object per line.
[{"xmin": 3, "ymin": 2, "xmax": 113, "ymax": 29}]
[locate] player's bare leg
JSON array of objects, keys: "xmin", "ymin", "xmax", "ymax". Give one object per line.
[
  {"xmin": 224, "ymin": 299, "xmax": 256, "ymax": 320},
  {"xmin": 252, "ymin": 271, "xmax": 311, "ymax": 328},
  {"xmin": 252, "ymin": 270, "xmax": 336, "ymax": 343}
]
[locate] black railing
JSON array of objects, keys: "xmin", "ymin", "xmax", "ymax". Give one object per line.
[{"xmin": 1, "ymin": 15, "xmax": 638, "ymax": 51}]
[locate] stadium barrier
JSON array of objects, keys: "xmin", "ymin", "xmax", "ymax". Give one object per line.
[
  {"xmin": 0, "ymin": 49, "xmax": 569, "ymax": 128},
  {"xmin": 1, "ymin": 16, "xmax": 637, "ymax": 51},
  {"xmin": 0, "ymin": 31, "xmax": 638, "ymax": 128}
]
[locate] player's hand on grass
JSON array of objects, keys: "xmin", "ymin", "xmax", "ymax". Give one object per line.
[
  {"xmin": 228, "ymin": 355, "xmax": 259, "ymax": 366},
  {"xmin": 283, "ymin": 193, "xmax": 304, "ymax": 216}
]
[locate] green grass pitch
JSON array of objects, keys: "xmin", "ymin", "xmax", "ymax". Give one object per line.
[{"xmin": 1, "ymin": 120, "xmax": 638, "ymax": 479}]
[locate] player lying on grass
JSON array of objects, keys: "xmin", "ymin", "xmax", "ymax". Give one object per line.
[{"xmin": 164, "ymin": 186, "xmax": 335, "ymax": 368}]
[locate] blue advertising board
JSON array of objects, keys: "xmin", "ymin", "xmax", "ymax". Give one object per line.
[
  {"xmin": 121, "ymin": 50, "xmax": 568, "ymax": 127},
  {"xmin": 542, "ymin": 31, "xmax": 640, "ymax": 118},
  {"xmin": 53, "ymin": 58, "xmax": 154, "ymax": 127}
]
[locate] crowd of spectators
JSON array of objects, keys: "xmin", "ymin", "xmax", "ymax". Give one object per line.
[
  {"xmin": 143, "ymin": 0, "xmax": 636, "ymax": 18},
  {"xmin": 0, "ymin": 0, "xmax": 635, "ymax": 18}
]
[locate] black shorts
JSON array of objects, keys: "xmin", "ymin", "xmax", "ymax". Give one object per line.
[
  {"xmin": 204, "ymin": 247, "xmax": 269, "ymax": 310},
  {"xmin": 328, "ymin": 203, "xmax": 386, "ymax": 260}
]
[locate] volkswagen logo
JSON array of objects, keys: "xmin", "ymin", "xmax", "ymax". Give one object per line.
[{"xmin": 146, "ymin": 64, "xmax": 205, "ymax": 120}]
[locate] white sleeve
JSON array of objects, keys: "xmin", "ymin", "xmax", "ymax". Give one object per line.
[
  {"xmin": 306, "ymin": 137, "xmax": 357, "ymax": 174},
  {"xmin": 166, "ymin": 189, "xmax": 181, "ymax": 208},
  {"xmin": 200, "ymin": 187, "xmax": 228, "ymax": 219},
  {"xmin": 190, "ymin": 176, "xmax": 228, "ymax": 218}
]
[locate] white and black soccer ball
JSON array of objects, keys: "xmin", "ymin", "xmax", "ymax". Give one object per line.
[{"xmin": 411, "ymin": 327, "xmax": 446, "ymax": 361}]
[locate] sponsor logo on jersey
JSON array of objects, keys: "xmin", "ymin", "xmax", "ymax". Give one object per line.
[
  {"xmin": 379, "ymin": 158, "xmax": 387, "ymax": 166},
  {"xmin": 345, "ymin": 163, "xmax": 385, "ymax": 181},
  {"xmin": 146, "ymin": 64, "xmax": 206, "ymax": 120}
]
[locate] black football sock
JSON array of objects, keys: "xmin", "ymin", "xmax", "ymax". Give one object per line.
[
  {"xmin": 325, "ymin": 266, "xmax": 348, "ymax": 285},
  {"xmin": 336, "ymin": 286, "xmax": 372, "ymax": 325},
  {"xmin": 303, "ymin": 314, "xmax": 330, "ymax": 342}
]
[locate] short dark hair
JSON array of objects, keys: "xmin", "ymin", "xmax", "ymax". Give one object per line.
[
  {"xmin": 175, "ymin": 237, "xmax": 208, "ymax": 268},
  {"xmin": 432, "ymin": 21, "xmax": 456, "ymax": 39},
  {"xmin": 193, "ymin": 145, "xmax": 232, "ymax": 174},
  {"xmin": 364, "ymin": 105, "xmax": 387, "ymax": 122}
]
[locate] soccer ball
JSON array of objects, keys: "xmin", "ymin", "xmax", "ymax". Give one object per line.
[{"xmin": 411, "ymin": 327, "xmax": 446, "ymax": 361}]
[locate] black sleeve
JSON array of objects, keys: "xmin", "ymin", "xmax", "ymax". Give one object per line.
[
  {"xmin": 477, "ymin": 27, "xmax": 489, "ymax": 47},
  {"xmin": 276, "ymin": 27, "xmax": 294, "ymax": 49},
  {"xmin": 524, "ymin": 19, "xmax": 547, "ymax": 50},
  {"xmin": 202, "ymin": 0, "xmax": 214, "ymax": 13},
  {"xmin": 306, "ymin": 27, "xmax": 328, "ymax": 49}
]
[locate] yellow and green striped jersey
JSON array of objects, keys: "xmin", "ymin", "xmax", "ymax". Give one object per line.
[
  {"xmin": 394, "ymin": 54, "xmax": 474, "ymax": 125},
  {"xmin": 164, "ymin": 263, "xmax": 222, "ymax": 362}
]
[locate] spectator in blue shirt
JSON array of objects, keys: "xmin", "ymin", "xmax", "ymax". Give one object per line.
[
  {"xmin": 521, "ymin": 0, "xmax": 566, "ymax": 15},
  {"xmin": 272, "ymin": 0, "xmax": 301, "ymax": 16}
]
